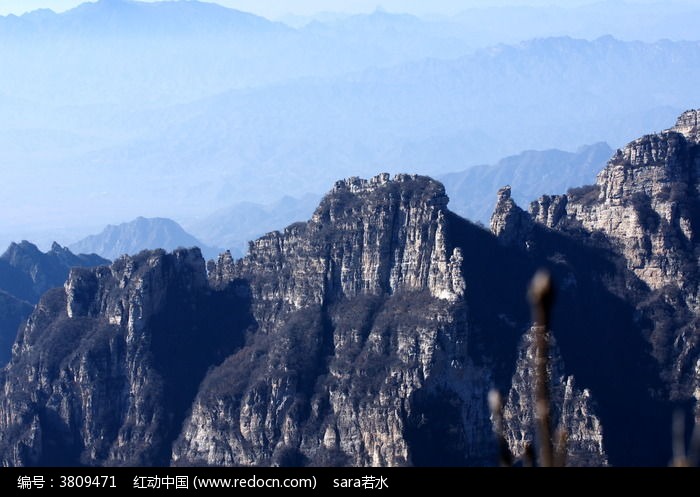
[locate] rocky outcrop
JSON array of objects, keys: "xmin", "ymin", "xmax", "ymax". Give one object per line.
[
  {"xmin": 493, "ymin": 110, "xmax": 700, "ymax": 452},
  {"xmin": 0, "ymin": 248, "xmax": 250, "ymax": 466},
  {"xmin": 672, "ymin": 109, "xmax": 700, "ymax": 143},
  {"xmin": 490, "ymin": 186, "xmax": 533, "ymax": 248},
  {"xmin": 440, "ymin": 142, "xmax": 612, "ymax": 226},
  {"xmin": 529, "ymin": 194, "xmax": 568, "ymax": 228},
  {"xmin": 531, "ymin": 110, "xmax": 699, "ymax": 297},
  {"xmin": 212, "ymin": 173, "xmax": 465, "ymax": 305},
  {"xmin": 173, "ymin": 174, "xmax": 485, "ymax": 467}
]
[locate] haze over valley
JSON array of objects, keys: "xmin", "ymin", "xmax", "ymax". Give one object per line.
[{"xmin": 1, "ymin": 0, "xmax": 699, "ymax": 251}]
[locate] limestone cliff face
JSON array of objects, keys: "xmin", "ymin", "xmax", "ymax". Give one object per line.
[
  {"xmin": 0, "ymin": 248, "xmax": 249, "ymax": 466},
  {"xmin": 174, "ymin": 174, "xmax": 486, "ymax": 467},
  {"xmin": 172, "ymin": 294, "xmax": 490, "ymax": 467},
  {"xmin": 532, "ymin": 110, "xmax": 699, "ymax": 297},
  {"xmin": 502, "ymin": 329, "xmax": 607, "ymax": 466},
  {"xmin": 492, "ymin": 110, "xmax": 700, "ymax": 449},
  {"xmin": 210, "ymin": 173, "xmax": 465, "ymax": 305}
]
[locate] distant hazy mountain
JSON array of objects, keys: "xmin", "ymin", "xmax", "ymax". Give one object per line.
[
  {"xmin": 2, "ymin": 2, "xmax": 700, "ymax": 237},
  {"xmin": 440, "ymin": 143, "xmax": 613, "ymax": 225},
  {"xmin": 69, "ymin": 217, "xmax": 222, "ymax": 261},
  {"xmin": 188, "ymin": 194, "xmax": 321, "ymax": 257},
  {"xmin": 0, "ymin": 0, "xmax": 290, "ymax": 106},
  {"xmin": 449, "ymin": 2, "xmax": 700, "ymax": 45},
  {"xmin": 34, "ymin": 0, "xmax": 283, "ymax": 36},
  {"xmin": 289, "ymin": 2, "xmax": 700, "ymax": 44},
  {"xmin": 0, "ymin": 241, "xmax": 108, "ymax": 304},
  {"xmin": 0, "ymin": 1, "xmax": 472, "ymax": 108},
  {"xmin": 32, "ymin": 36, "xmax": 691, "ymax": 223}
]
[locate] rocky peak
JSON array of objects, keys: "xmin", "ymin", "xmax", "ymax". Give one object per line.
[
  {"xmin": 490, "ymin": 186, "xmax": 533, "ymax": 247},
  {"xmin": 64, "ymin": 247, "xmax": 207, "ymax": 320},
  {"xmin": 493, "ymin": 110, "xmax": 700, "ymax": 416},
  {"xmin": 1, "ymin": 241, "xmax": 43, "ymax": 265},
  {"xmin": 207, "ymin": 250, "xmax": 236, "ymax": 288},
  {"xmin": 329, "ymin": 173, "xmax": 449, "ymax": 210},
  {"xmin": 670, "ymin": 109, "xmax": 700, "ymax": 143},
  {"xmin": 171, "ymin": 174, "xmax": 477, "ymax": 467},
  {"xmin": 503, "ymin": 328, "xmax": 607, "ymax": 466},
  {"xmin": 2, "ymin": 247, "xmax": 247, "ymax": 466},
  {"xmin": 211, "ymin": 173, "xmax": 464, "ymax": 306},
  {"xmin": 50, "ymin": 241, "xmax": 64, "ymax": 253},
  {"xmin": 519, "ymin": 110, "xmax": 699, "ymax": 294}
]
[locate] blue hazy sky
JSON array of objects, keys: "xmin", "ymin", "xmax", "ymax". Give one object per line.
[{"xmin": 0, "ymin": 0, "xmax": 675, "ymax": 19}]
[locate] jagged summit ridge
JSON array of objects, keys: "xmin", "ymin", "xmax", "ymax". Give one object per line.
[
  {"xmin": 491, "ymin": 109, "xmax": 700, "ymax": 424},
  {"xmin": 497, "ymin": 109, "xmax": 700, "ymax": 294},
  {"xmin": 0, "ymin": 240, "xmax": 109, "ymax": 305},
  {"xmin": 212, "ymin": 173, "xmax": 465, "ymax": 304},
  {"xmin": 329, "ymin": 173, "xmax": 448, "ymax": 206},
  {"xmin": 175, "ymin": 173, "xmax": 480, "ymax": 467}
]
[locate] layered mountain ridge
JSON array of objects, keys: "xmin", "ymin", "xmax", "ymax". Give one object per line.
[
  {"xmin": 1, "ymin": 111, "xmax": 699, "ymax": 466},
  {"xmin": 0, "ymin": 242, "xmax": 109, "ymax": 367},
  {"xmin": 0, "ymin": 241, "xmax": 108, "ymax": 304}
]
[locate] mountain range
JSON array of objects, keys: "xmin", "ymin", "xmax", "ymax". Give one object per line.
[
  {"xmin": 0, "ymin": 110, "xmax": 697, "ymax": 466},
  {"xmin": 55, "ymin": 36, "xmax": 691, "ymax": 214},
  {"xmin": 289, "ymin": 2, "xmax": 700, "ymax": 44},
  {"xmin": 2, "ymin": 1, "xmax": 700, "ymax": 241}
]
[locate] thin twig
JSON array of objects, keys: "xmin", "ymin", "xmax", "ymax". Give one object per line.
[
  {"xmin": 554, "ymin": 427, "xmax": 569, "ymax": 468},
  {"xmin": 671, "ymin": 410, "xmax": 688, "ymax": 467},
  {"xmin": 523, "ymin": 443, "xmax": 535, "ymax": 467},
  {"xmin": 528, "ymin": 270, "xmax": 555, "ymax": 467},
  {"xmin": 488, "ymin": 389, "xmax": 514, "ymax": 467},
  {"xmin": 689, "ymin": 419, "xmax": 699, "ymax": 467}
]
